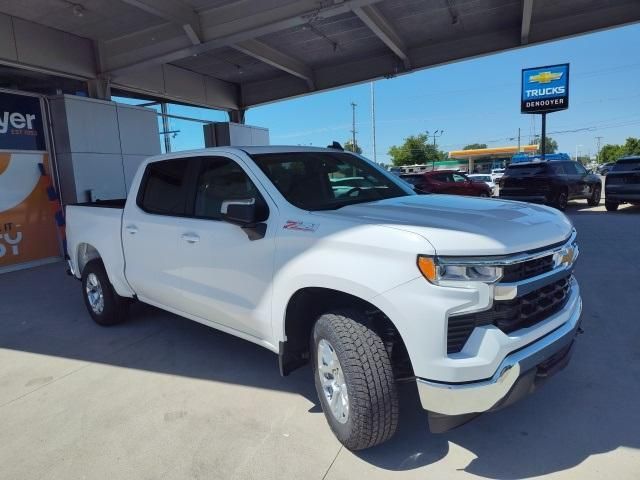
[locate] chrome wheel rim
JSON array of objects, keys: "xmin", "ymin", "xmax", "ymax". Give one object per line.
[
  {"xmin": 317, "ymin": 339, "xmax": 349, "ymax": 424},
  {"xmin": 85, "ymin": 273, "xmax": 104, "ymax": 314}
]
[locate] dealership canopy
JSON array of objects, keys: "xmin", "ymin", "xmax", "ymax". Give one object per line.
[{"xmin": 1, "ymin": 0, "xmax": 639, "ymax": 116}]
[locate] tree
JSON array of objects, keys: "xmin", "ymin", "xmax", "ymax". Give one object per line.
[
  {"xmin": 599, "ymin": 137, "xmax": 640, "ymax": 163},
  {"xmin": 599, "ymin": 144, "xmax": 624, "ymax": 164},
  {"xmin": 534, "ymin": 136, "xmax": 558, "ymax": 154},
  {"xmin": 343, "ymin": 139, "xmax": 362, "ymax": 154},
  {"xmin": 463, "ymin": 143, "xmax": 487, "ymax": 150},
  {"xmin": 388, "ymin": 133, "xmax": 447, "ymax": 166}
]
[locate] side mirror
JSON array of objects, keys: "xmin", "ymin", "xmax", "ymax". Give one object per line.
[
  {"xmin": 220, "ymin": 198, "xmax": 267, "ymax": 241},
  {"xmin": 221, "ymin": 198, "xmax": 256, "ymax": 224}
]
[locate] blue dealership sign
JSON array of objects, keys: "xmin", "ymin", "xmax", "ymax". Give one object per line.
[{"xmin": 521, "ymin": 63, "xmax": 569, "ymax": 114}]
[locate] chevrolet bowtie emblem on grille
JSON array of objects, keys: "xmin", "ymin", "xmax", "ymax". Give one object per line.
[
  {"xmin": 529, "ymin": 71, "xmax": 563, "ymax": 84},
  {"xmin": 560, "ymin": 247, "xmax": 574, "ymax": 265}
]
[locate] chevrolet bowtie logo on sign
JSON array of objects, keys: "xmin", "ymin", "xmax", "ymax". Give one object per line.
[
  {"xmin": 529, "ymin": 71, "xmax": 563, "ymax": 84},
  {"xmin": 521, "ymin": 63, "xmax": 569, "ymax": 114}
]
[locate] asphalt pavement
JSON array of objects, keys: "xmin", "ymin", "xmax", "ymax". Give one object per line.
[{"xmin": 1, "ymin": 199, "xmax": 639, "ymax": 479}]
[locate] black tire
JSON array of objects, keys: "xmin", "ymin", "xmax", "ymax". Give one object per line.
[
  {"xmin": 605, "ymin": 201, "xmax": 619, "ymax": 211},
  {"xmin": 312, "ymin": 310, "xmax": 398, "ymax": 451},
  {"xmin": 479, "ymin": 192, "xmax": 489, "ymax": 198},
  {"xmin": 553, "ymin": 189, "xmax": 568, "ymax": 211},
  {"xmin": 81, "ymin": 259, "xmax": 129, "ymax": 326},
  {"xmin": 587, "ymin": 186, "xmax": 601, "ymax": 207}
]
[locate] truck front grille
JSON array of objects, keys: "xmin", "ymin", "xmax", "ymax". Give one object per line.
[
  {"xmin": 501, "ymin": 255, "xmax": 554, "ymax": 283},
  {"xmin": 447, "ymin": 275, "xmax": 572, "ymax": 354}
]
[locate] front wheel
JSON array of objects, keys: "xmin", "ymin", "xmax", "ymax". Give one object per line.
[
  {"xmin": 587, "ymin": 186, "xmax": 601, "ymax": 206},
  {"xmin": 312, "ymin": 310, "xmax": 398, "ymax": 450},
  {"xmin": 81, "ymin": 260, "xmax": 130, "ymax": 326}
]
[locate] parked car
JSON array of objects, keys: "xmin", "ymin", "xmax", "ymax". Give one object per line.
[
  {"xmin": 604, "ymin": 156, "xmax": 640, "ymax": 211},
  {"xmin": 597, "ymin": 162, "xmax": 616, "ymax": 175},
  {"xmin": 467, "ymin": 173, "xmax": 497, "ymax": 196},
  {"xmin": 401, "ymin": 170, "xmax": 492, "ymax": 197},
  {"xmin": 66, "ymin": 147, "xmax": 582, "ymax": 450},
  {"xmin": 499, "ymin": 160, "xmax": 601, "ymax": 210},
  {"xmin": 491, "ymin": 168, "xmax": 505, "ymax": 182}
]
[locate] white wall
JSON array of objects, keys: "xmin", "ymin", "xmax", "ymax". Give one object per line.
[{"xmin": 49, "ymin": 95, "xmax": 160, "ymax": 203}]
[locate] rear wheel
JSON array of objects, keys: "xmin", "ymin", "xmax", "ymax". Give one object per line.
[
  {"xmin": 587, "ymin": 186, "xmax": 601, "ymax": 206},
  {"xmin": 312, "ymin": 310, "xmax": 398, "ymax": 450},
  {"xmin": 81, "ymin": 260, "xmax": 129, "ymax": 326},
  {"xmin": 479, "ymin": 192, "xmax": 489, "ymax": 198},
  {"xmin": 605, "ymin": 201, "xmax": 619, "ymax": 211}
]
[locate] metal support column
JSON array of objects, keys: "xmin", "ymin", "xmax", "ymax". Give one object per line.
[
  {"xmin": 540, "ymin": 113, "xmax": 547, "ymax": 159},
  {"xmin": 228, "ymin": 109, "xmax": 246, "ymax": 124},
  {"xmin": 87, "ymin": 76, "xmax": 112, "ymax": 100}
]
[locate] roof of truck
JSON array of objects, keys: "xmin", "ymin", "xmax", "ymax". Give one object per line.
[{"xmin": 148, "ymin": 145, "xmax": 352, "ymax": 161}]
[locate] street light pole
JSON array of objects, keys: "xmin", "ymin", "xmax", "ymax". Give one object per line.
[{"xmin": 430, "ymin": 130, "xmax": 444, "ymax": 170}]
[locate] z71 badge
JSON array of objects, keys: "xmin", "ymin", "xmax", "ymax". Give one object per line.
[{"xmin": 283, "ymin": 220, "xmax": 319, "ymax": 232}]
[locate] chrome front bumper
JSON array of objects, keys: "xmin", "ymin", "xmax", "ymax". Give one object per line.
[{"xmin": 416, "ymin": 291, "xmax": 582, "ymax": 417}]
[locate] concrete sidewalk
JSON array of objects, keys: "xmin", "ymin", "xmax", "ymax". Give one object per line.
[{"xmin": 1, "ymin": 201, "xmax": 639, "ymax": 479}]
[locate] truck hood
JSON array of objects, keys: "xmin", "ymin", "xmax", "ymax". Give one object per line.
[{"xmin": 314, "ymin": 195, "xmax": 573, "ymax": 256}]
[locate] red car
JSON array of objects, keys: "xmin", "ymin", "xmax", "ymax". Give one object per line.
[{"xmin": 401, "ymin": 170, "xmax": 492, "ymax": 197}]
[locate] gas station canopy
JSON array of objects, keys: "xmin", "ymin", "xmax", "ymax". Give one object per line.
[{"xmin": 1, "ymin": 0, "xmax": 639, "ymax": 114}]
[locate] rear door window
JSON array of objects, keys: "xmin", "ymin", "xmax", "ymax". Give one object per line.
[
  {"xmin": 138, "ymin": 158, "xmax": 191, "ymax": 215},
  {"xmin": 432, "ymin": 172, "xmax": 452, "ymax": 182},
  {"xmin": 549, "ymin": 163, "xmax": 566, "ymax": 175}
]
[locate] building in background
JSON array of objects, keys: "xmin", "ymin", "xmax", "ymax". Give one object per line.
[{"xmin": 448, "ymin": 145, "xmax": 539, "ymax": 173}]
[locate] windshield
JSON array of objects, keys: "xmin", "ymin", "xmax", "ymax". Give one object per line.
[
  {"xmin": 613, "ymin": 160, "xmax": 640, "ymax": 172},
  {"xmin": 251, "ymin": 152, "xmax": 412, "ymax": 210}
]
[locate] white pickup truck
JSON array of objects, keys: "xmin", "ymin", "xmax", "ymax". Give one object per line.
[{"xmin": 66, "ymin": 146, "xmax": 582, "ymax": 450}]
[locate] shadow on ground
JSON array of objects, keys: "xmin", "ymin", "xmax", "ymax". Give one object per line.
[{"xmin": 1, "ymin": 202, "xmax": 638, "ymax": 478}]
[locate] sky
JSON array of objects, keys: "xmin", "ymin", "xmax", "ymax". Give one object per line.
[{"xmin": 134, "ymin": 22, "xmax": 640, "ymax": 165}]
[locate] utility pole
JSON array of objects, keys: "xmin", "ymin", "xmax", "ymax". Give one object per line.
[
  {"xmin": 370, "ymin": 82, "xmax": 377, "ymax": 163},
  {"xmin": 517, "ymin": 127, "xmax": 521, "ymax": 152},
  {"xmin": 595, "ymin": 136, "xmax": 603, "ymax": 163},
  {"xmin": 160, "ymin": 103, "xmax": 171, "ymax": 153},
  {"xmin": 350, "ymin": 101, "xmax": 357, "ymax": 151}
]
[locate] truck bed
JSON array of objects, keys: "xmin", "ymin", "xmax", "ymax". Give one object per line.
[{"xmin": 65, "ymin": 201, "xmax": 132, "ymax": 297}]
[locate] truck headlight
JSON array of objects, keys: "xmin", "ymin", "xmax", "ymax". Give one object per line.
[{"xmin": 417, "ymin": 256, "xmax": 503, "ymax": 286}]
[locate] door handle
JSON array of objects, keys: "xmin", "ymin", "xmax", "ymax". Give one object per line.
[
  {"xmin": 181, "ymin": 233, "xmax": 200, "ymax": 244},
  {"xmin": 125, "ymin": 225, "xmax": 138, "ymax": 235}
]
